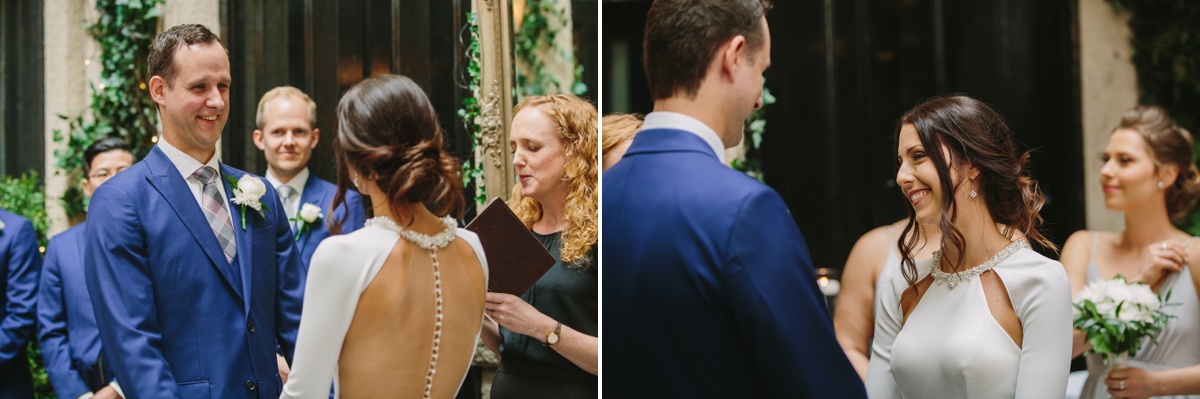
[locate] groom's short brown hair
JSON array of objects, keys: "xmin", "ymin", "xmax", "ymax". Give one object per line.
[
  {"xmin": 148, "ymin": 24, "xmax": 226, "ymax": 87},
  {"xmin": 643, "ymin": 0, "xmax": 772, "ymax": 100}
]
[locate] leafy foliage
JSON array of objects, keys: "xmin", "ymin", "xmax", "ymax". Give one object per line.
[
  {"xmin": 1106, "ymin": 1, "xmax": 1200, "ymax": 233},
  {"xmin": 458, "ymin": 12, "xmax": 487, "ymax": 206},
  {"xmin": 514, "ymin": 0, "xmax": 587, "ymax": 97},
  {"xmin": 0, "ymin": 171, "xmax": 50, "ymax": 397},
  {"xmin": 53, "ymin": 0, "xmax": 162, "ymax": 218}
]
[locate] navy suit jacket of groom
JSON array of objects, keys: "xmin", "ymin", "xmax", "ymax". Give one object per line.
[
  {"xmin": 293, "ymin": 174, "xmax": 365, "ymax": 270},
  {"xmin": 0, "ymin": 208, "xmax": 41, "ymax": 399},
  {"xmin": 39, "ymin": 221, "xmax": 109, "ymax": 399},
  {"xmin": 602, "ymin": 128, "xmax": 866, "ymax": 398},
  {"xmin": 85, "ymin": 146, "xmax": 304, "ymax": 399}
]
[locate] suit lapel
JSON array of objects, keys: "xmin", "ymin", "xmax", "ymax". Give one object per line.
[
  {"xmin": 144, "ymin": 148, "xmax": 245, "ymax": 303},
  {"xmin": 296, "ymin": 174, "xmax": 327, "ymax": 253},
  {"xmin": 222, "ymin": 164, "xmax": 255, "ymax": 316}
]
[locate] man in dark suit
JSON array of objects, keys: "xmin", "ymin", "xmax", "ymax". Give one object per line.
[
  {"xmin": 252, "ymin": 86, "xmax": 365, "ymax": 270},
  {"xmin": 84, "ymin": 24, "xmax": 304, "ymax": 398},
  {"xmin": 38, "ymin": 137, "xmax": 133, "ymax": 399},
  {"xmin": 602, "ymin": 0, "xmax": 866, "ymax": 397},
  {"xmin": 0, "ymin": 208, "xmax": 40, "ymax": 398}
]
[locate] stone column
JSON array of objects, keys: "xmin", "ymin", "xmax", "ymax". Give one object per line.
[
  {"xmin": 43, "ymin": 0, "xmax": 97, "ymax": 236},
  {"xmin": 1079, "ymin": 0, "xmax": 1138, "ymax": 231}
]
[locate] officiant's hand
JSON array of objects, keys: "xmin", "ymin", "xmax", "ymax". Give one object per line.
[
  {"xmin": 1138, "ymin": 241, "xmax": 1187, "ymax": 289},
  {"xmin": 1107, "ymin": 366, "xmax": 1160, "ymax": 399},
  {"xmin": 485, "ymin": 292, "xmax": 554, "ymax": 339}
]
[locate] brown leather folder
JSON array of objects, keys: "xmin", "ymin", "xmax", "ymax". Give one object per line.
[{"xmin": 465, "ymin": 197, "xmax": 556, "ymax": 296}]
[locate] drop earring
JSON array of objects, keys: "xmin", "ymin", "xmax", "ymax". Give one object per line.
[{"xmin": 969, "ymin": 190, "xmax": 978, "ymax": 199}]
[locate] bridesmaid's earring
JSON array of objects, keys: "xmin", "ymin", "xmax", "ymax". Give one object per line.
[{"xmin": 1158, "ymin": 181, "xmax": 1166, "ymax": 190}]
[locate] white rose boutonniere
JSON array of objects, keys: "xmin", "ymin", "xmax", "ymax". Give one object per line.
[
  {"xmin": 224, "ymin": 174, "xmax": 270, "ymax": 230},
  {"xmin": 0, "ymin": 220, "xmax": 6, "ymax": 230},
  {"xmin": 290, "ymin": 202, "xmax": 324, "ymax": 242}
]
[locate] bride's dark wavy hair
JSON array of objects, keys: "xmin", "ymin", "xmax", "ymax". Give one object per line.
[
  {"xmin": 330, "ymin": 74, "xmax": 464, "ymax": 233},
  {"xmin": 895, "ymin": 95, "xmax": 1057, "ymax": 290}
]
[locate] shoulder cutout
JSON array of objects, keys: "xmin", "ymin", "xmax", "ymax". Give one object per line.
[
  {"xmin": 980, "ymin": 270, "xmax": 1022, "ymax": 348},
  {"xmin": 900, "ymin": 275, "xmax": 933, "ymax": 325}
]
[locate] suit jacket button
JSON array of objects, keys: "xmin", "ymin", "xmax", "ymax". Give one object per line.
[
  {"xmin": 246, "ymin": 380, "xmax": 256, "ymax": 390},
  {"xmin": 248, "ymin": 322, "xmax": 255, "ymax": 333}
]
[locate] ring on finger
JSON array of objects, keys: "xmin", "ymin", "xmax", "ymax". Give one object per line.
[
  {"xmin": 1120, "ymin": 380, "xmax": 1125, "ymax": 390},
  {"xmin": 1163, "ymin": 242, "xmax": 1169, "ymax": 251}
]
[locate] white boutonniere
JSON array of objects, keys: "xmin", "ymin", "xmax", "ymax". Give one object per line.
[
  {"xmin": 290, "ymin": 202, "xmax": 324, "ymax": 242},
  {"xmin": 224, "ymin": 174, "xmax": 270, "ymax": 230},
  {"xmin": 0, "ymin": 220, "xmax": 6, "ymax": 230}
]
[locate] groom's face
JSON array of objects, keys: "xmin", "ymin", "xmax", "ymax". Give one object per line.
[{"xmin": 153, "ymin": 42, "xmax": 231, "ymax": 159}]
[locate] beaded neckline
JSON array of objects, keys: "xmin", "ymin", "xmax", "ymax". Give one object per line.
[
  {"xmin": 930, "ymin": 240, "xmax": 1030, "ymax": 289},
  {"xmin": 363, "ymin": 215, "xmax": 456, "ymax": 398},
  {"xmin": 364, "ymin": 216, "xmax": 457, "ymax": 250}
]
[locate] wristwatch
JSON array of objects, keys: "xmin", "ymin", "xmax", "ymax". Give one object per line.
[{"xmin": 544, "ymin": 322, "xmax": 562, "ymax": 346}]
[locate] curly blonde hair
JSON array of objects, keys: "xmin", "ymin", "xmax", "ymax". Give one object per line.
[{"xmin": 508, "ymin": 95, "xmax": 598, "ymax": 268}]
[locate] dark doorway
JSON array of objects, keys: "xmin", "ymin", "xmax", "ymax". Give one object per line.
[
  {"xmin": 603, "ymin": 0, "xmax": 1084, "ymax": 270},
  {"xmin": 0, "ymin": 0, "xmax": 45, "ymax": 179}
]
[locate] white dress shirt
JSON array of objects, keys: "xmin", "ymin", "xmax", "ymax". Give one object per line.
[
  {"xmin": 266, "ymin": 167, "xmax": 310, "ymax": 222},
  {"xmin": 156, "ymin": 136, "xmax": 234, "ymax": 228},
  {"xmin": 640, "ymin": 111, "xmax": 727, "ymax": 164}
]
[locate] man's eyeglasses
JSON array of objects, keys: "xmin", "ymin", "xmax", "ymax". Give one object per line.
[{"xmin": 88, "ymin": 167, "xmax": 129, "ymax": 181}]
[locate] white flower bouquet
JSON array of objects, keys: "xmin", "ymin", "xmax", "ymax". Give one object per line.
[{"xmin": 1073, "ymin": 275, "xmax": 1174, "ymax": 363}]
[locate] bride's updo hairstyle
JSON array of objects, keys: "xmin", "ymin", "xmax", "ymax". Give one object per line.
[
  {"xmin": 330, "ymin": 74, "xmax": 464, "ymax": 232},
  {"xmin": 1113, "ymin": 105, "xmax": 1200, "ymax": 223},
  {"xmin": 895, "ymin": 95, "xmax": 1057, "ymax": 289}
]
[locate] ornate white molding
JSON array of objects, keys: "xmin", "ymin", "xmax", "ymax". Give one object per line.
[{"xmin": 473, "ymin": 0, "xmax": 516, "ymax": 201}]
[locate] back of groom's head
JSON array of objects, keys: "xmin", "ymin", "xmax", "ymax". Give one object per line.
[
  {"xmin": 643, "ymin": 0, "xmax": 772, "ymax": 101},
  {"xmin": 148, "ymin": 24, "xmax": 226, "ymax": 87}
]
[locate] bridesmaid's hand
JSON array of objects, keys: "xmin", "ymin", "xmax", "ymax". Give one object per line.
[
  {"xmin": 485, "ymin": 292, "xmax": 555, "ymax": 340},
  {"xmin": 1107, "ymin": 366, "xmax": 1160, "ymax": 399},
  {"xmin": 1137, "ymin": 241, "xmax": 1186, "ymax": 287}
]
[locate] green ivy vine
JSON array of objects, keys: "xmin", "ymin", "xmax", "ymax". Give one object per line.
[
  {"xmin": 458, "ymin": 12, "xmax": 486, "ymax": 206},
  {"xmin": 53, "ymin": 0, "xmax": 162, "ymax": 218},
  {"xmin": 514, "ymin": 0, "xmax": 587, "ymax": 97},
  {"xmin": 1106, "ymin": 1, "xmax": 1200, "ymax": 233}
]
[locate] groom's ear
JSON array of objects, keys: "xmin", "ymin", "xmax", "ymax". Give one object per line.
[{"xmin": 149, "ymin": 75, "xmax": 168, "ymax": 107}]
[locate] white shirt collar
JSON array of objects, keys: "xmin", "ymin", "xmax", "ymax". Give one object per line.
[
  {"xmin": 157, "ymin": 136, "xmax": 221, "ymax": 181},
  {"xmin": 266, "ymin": 167, "xmax": 310, "ymax": 199},
  {"xmin": 640, "ymin": 111, "xmax": 726, "ymax": 163}
]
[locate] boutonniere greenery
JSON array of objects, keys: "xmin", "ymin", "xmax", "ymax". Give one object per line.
[
  {"xmin": 224, "ymin": 174, "xmax": 270, "ymax": 230},
  {"xmin": 290, "ymin": 202, "xmax": 324, "ymax": 242}
]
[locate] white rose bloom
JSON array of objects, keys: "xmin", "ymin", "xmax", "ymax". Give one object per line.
[
  {"xmin": 299, "ymin": 203, "xmax": 323, "ymax": 223},
  {"xmin": 231, "ymin": 175, "xmax": 267, "ymax": 211}
]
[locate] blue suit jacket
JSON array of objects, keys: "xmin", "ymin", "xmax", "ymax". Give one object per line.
[
  {"xmin": 0, "ymin": 209, "xmax": 40, "ymax": 399},
  {"xmin": 85, "ymin": 146, "xmax": 304, "ymax": 399},
  {"xmin": 603, "ymin": 129, "xmax": 866, "ymax": 398},
  {"xmin": 38, "ymin": 222, "xmax": 107, "ymax": 398},
  {"xmin": 292, "ymin": 174, "xmax": 365, "ymax": 270}
]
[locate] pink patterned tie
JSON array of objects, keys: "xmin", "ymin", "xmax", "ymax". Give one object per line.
[{"xmin": 193, "ymin": 166, "xmax": 236, "ymax": 263}]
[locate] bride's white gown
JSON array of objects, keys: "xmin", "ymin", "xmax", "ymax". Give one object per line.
[
  {"xmin": 281, "ymin": 217, "xmax": 488, "ymax": 399},
  {"xmin": 866, "ymin": 243, "xmax": 1073, "ymax": 398}
]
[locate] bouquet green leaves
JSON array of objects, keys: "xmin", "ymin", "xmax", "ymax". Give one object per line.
[{"xmin": 1072, "ymin": 275, "xmax": 1174, "ymax": 358}]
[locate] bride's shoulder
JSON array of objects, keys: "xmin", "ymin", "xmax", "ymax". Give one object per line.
[{"xmin": 995, "ymin": 248, "xmax": 1070, "ymax": 297}]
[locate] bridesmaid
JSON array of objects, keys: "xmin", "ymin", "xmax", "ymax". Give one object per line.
[
  {"xmin": 865, "ymin": 95, "xmax": 1072, "ymax": 398},
  {"xmin": 1060, "ymin": 105, "xmax": 1200, "ymax": 398}
]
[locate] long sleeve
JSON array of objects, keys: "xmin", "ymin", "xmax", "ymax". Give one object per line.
[
  {"xmin": 38, "ymin": 239, "xmax": 92, "ymax": 399},
  {"xmin": 280, "ymin": 237, "xmax": 367, "ymax": 399},
  {"xmin": 274, "ymin": 186, "xmax": 305, "ymax": 362},
  {"xmin": 1, "ymin": 216, "xmax": 40, "ymax": 367},
  {"xmin": 1009, "ymin": 263, "xmax": 1073, "ymax": 398},
  {"xmin": 724, "ymin": 188, "xmax": 866, "ymax": 398},
  {"xmin": 864, "ymin": 257, "xmax": 906, "ymax": 399},
  {"xmin": 84, "ymin": 185, "xmax": 177, "ymax": 398}
]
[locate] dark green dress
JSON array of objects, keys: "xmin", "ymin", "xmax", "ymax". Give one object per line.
[{"xmin": 490, "ymin": 231, "xmax": 597, "ymax": 398}]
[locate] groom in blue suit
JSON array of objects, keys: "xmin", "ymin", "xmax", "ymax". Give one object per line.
[
  {"xmin": 85, "ymin": 24, "xmax": 303, "ymax": 399},
  {"xmin": 603, "ymin": 0, "xmax": 864, "ymax": 397},
  {"xmin": 252, "ymin": 86, "xmax": 365, "ymax": 270}
]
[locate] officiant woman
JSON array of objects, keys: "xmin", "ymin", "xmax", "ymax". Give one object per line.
[
  {"xmin": 1059, "ymin": 105, "xmax": 1200, "ymax": 398},
  {"xmin": 480, "ymin": 94, "xmax": 598, "ymax": 398}
]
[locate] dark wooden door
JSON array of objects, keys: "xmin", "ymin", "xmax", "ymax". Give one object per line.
[
  {"xmin": 0, "ymin": 0, "xmax": 45, "ymax": 179},
  {"xmin": 603, "ymin": 0, "xmax": 1084, "ymax": 271}
]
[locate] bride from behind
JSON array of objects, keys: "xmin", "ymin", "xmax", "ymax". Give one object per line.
[{"xmin": 281, "ymin": 74, "xmax": 488, "ymax": 399}]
